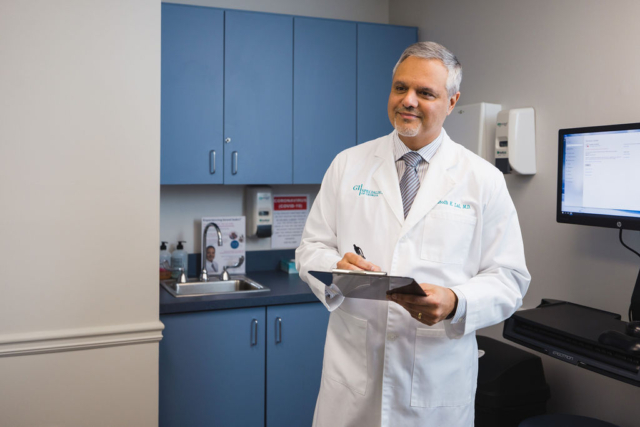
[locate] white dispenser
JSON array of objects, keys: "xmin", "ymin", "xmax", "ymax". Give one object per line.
[
  {"xmin": 245, "ymin": 186, "xmax": 273, "ymax": 238},
  {"xmin": 446, "ymin": 102, "xmax": 502, "ymax": 161},
  {"xmin": 494, "ymin": 108, "xmax": 536, "ymax": 175}
]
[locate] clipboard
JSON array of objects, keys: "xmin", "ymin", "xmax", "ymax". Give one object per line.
[{"xmin": 309, "ymin": 270, "xmax": 426, "ymax": 301}]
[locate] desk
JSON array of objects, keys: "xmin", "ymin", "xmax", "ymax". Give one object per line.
[{"xmin": 504, "ymin": 299, "xmax": 640, "ymax": 387}]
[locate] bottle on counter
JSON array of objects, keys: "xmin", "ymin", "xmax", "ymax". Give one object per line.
[
  {"xmin": 171, "ymin": 241, "xmax": 188, "ymax": 279},
  {"xmin": 160, "ymin": 241, "xmax": 172, "ymax": 280}
]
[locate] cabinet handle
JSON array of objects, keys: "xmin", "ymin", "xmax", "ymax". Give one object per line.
[
  {"xmin": 209, "ymin": 150, "xmax": 216, "ymax": 174},
  {"xmin": 232, "ymin": 151, "xmax": 238, "ymax": 175},
  {"xmin": 275, "ymin": 317, "xmax": 282, "ymax": 344},
  {"xmin": 225, "ymin": 137, "xmax": 231, "ymax": 144},
  {"xmin": 251, "ymin": 319, "xmax": 258, "ymax": 346}
]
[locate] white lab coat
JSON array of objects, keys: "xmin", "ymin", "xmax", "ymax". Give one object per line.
[{"xmin": 296, "ymin": 130, "xmax": 530, "ymax": 427}]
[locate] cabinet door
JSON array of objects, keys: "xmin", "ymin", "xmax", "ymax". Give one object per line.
[
  {"xmin": 161, "ymin": 4, "xmax": 224, "ymax": 184},
  {"xmin": 159, "ymin": 308, "xmax": 266, "ymax": 427},
  {"xmin": 293, "ymin": 18, "xmax": 356, "ymax": 184},
  {"xmin": 224, "ymin": 11, "xmax": 293, "ymax": 184},
  {"xmin": 357, "ymin": 24, "xmax": 417, "ymax": 144},
  {"xmin": 266, "ymin": 303, "xmax": 330, "ymax": 427}
]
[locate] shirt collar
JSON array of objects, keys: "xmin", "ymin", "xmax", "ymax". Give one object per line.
[{"xmin": 392, "ymin": 128, "xmax": 444, "ymax": 164}]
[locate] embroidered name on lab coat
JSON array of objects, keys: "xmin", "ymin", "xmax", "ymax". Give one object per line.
[{"xmin": 438, "ymin": 199, "xmax": 471, "ymax": 210}]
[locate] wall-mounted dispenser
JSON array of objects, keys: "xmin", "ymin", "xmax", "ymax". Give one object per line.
[
  {"xmin": 495, "ymin": 108, "xmax": 536, "ymax": 175},
  {"xmin": 245, "ymin": 186, "xmax": 273, "ymax": 238},
  {"xmin": 445, "ymin": 102, "xmax": 502, "ymax": 162}
]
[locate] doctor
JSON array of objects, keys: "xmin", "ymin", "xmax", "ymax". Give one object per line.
[
  {"xmin": 205, "ymin": 245, "xmax": 219, "ymax": 274},
  {"xmin": 296, "ymin": 41, "xmax": 530, "ymax": 427}
]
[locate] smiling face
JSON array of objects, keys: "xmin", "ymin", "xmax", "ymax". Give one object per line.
[
  {"xmin": 206, "ymin": 246, "xmax": 216, "ymax": 262},
  {"xmin": 387, "ymin": 56, "xmax": 460, "ymax": 150}
]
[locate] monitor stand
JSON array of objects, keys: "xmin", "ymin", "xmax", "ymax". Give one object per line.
[{"xmin": 629, "ymin": 267, "xmax": 640, "ymax": 321}]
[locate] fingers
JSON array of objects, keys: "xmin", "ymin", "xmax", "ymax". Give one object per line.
[
  {"xmin": 386, "ymin": 292, "xmax": 432, "ymax": 307},
  {"xmin": 337, "ymin": 252, "xmax": 381, "ymax": 272},
  {"xmin": 386, "ymin": 284, "xmax": 453, "ymax": 325},
  {"xmin": 406, "ymin": 306, "xmax": 435, "ymax": 325}
]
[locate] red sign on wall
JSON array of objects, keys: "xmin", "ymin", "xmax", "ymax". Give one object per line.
[{"xmin": 274, "ymin": 196, "xmax": 307, "ymax": 211}]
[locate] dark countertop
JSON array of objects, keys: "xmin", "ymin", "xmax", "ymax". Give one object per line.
[{"xmin": 160, "ymin": 270, "xmax": 320, "ymax": 315}]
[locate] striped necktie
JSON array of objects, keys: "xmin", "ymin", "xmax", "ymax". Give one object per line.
[{"xmin": 400, "ymin": 151, "xmax": 422, "ymax": 218}]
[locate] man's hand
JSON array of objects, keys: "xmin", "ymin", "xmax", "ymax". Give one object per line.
[
  {"xmin": 386, "ymin": 283, "xmax": 458, "ymax": 326},
  {"xmin": 336, "ymin": 252, "xmax": 382, "ymax": 272}
]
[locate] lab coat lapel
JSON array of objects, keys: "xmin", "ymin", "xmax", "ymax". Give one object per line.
[
  {"xmin": 372, "ymin": 136, "xmax": 404, "ymax": 225},
  {"xmin": 401, "ymin": 134, "xmax": 457, "ymax": 236}
]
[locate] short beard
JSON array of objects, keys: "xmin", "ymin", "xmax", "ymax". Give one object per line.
[{"xmin": 394, "ymin": 117, "xmax": 421, "ymax": 137}]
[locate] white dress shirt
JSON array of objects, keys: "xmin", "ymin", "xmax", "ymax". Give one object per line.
[{"xmin": 392, "ymin": 129, "xmax": 467, "ymax": 324}]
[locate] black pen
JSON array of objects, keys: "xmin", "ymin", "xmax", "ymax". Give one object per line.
[{"xmin": 353, "ymin": 244, "xmax": 366, "ymax": 259}]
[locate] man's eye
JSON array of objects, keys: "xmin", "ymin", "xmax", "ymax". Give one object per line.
[
  {"xmin": 395, "ymin": 86, "xmax": 406, "ymax": 92},
  {"xmin": 421, "ymin": 91, "xmax": 434, "ymax": 97}
]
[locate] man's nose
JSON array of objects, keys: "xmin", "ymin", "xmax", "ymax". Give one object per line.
[{"xmin": 401, "ymin": 90, "xmax": 418, "ymax": 108}]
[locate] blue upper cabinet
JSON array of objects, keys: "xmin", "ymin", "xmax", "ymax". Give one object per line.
[
  {"xmin": 293, "ymin": 18, "xmax": 356, "ymax": 184},
  {"xmin": 161, "ymin": 4, "xmax": 224, "ymax": 184},
  {"xmin": 357, "ymin": 24, "xmax": 417, "ymax": 144},
  {"xmin": 160, "ymin": 6, "xmax": 417, "ymax": 184},
  {"xmin": 224, "ymin": 11, "xmax": 293, "ymax": 184}
]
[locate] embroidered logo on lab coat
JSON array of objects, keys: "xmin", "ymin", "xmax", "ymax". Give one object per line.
[{"xmin": 353, "ymin": 184, "xmax": 382, "ymax": 197}]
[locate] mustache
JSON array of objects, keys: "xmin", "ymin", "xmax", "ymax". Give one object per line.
[{"xmin": 395, "ymin": 107, "xmax": 421, "ymax": 117}]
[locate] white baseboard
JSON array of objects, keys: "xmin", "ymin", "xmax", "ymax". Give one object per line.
[{"xmin": 0, "ymin": 321, "xmax": 165, "ymax": 357}]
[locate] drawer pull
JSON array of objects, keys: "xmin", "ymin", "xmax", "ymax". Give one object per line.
[
  {"xmin": 232, "ymin": 151, "xmax": 238, "ymax": 175},
  {"xmin": 275, "ymin": 317, "xmax": 282, "ymax": 344},
  {"xmin": 209, "ymin": 150, "xmax": 216, "ymax": 174},
  {"xmin": 251, "ymin": 319, "xmax": 258, "ymax": 346}
]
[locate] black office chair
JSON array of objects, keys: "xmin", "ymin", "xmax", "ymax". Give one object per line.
[{"xmin": 519, "ymin": 414, "xmax": 619, "ymax": 427}]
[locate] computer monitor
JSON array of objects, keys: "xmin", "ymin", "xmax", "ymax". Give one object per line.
[{"xmin": 557, "ymin": 122, "xmax": 640, "ymax": 231}]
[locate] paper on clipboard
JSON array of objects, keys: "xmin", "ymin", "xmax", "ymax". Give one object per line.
[{"xmin": 309, "ymin": 270, "xmax": 426, "ymax": 301}]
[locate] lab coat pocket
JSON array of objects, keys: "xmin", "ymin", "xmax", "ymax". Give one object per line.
[
  {"xmin": 410, "ymin": 328, "xmax": 473, "ymax": 407},
  {"xmin": 421, "ymin": 211, "xmax": 477, "ymax": 264},
  {"xmin": 323, "ymin": 307, "xmax": 368, "ymax": 395}
]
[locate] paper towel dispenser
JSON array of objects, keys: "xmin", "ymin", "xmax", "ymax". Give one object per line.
[{"xmin": 494, "ymin": 108, "xmax": 536, "ymax": 175}]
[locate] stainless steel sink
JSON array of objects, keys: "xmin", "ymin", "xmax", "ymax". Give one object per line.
[{"xmin": 160, "ymin": 276, "xmax": 270, "ymax": 298}]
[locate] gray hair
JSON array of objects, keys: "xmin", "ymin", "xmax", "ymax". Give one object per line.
[{"xmin": 392, "ymin": 41, "xmax": 462, "ymax": 97}]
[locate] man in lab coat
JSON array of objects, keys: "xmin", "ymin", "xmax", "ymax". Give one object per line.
[{"xmin": 295, "ymin": 41, "xmax": 530, "ymax": 427}]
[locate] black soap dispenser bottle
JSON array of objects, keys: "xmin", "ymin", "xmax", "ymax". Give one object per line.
[{"xmin": 160, "ymin": 241, "xmax": 172, "ymax": 280}]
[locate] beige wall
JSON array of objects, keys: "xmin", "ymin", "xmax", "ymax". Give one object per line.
[
  {"xmin": 0, "ymin": 0, "xmax": 162, "ymax": 425},
  {"xmin": 0, "ymin": 343, "xmax": 159, "ymax": 427},
  {"xmin": 389, "ymin": 0, "xmax": 640, "ymax": 425}
]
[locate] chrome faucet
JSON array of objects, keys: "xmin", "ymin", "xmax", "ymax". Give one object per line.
[
  {"xmin": 221, "ymin": 256, "xmax": 245, "ymax": 281},
  {"xmin": 200, "ymin": 222, "xmax": 223, "ymax": 282}
]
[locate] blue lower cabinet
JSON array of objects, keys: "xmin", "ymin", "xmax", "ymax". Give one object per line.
[
  {"xmin": 266, "ymin": 303, "xmax": 330, "ymax": 427},
  {"xmin": 159, "ymin": 302, "xmax": 330, "ymax": 427},
  {"xmin": 159, "ymin": 307, "xmax": 266, "ymax": 427}
]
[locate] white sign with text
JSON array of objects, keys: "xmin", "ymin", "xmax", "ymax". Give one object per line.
[
  {"xmin": 271, "ymin": 195, "xmax": 310, "ymax": 250},
  {"xmin": 201, "ymin": 216, "xmax": 246, "ymax": 276}
]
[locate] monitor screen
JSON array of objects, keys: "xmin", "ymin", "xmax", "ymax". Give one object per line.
[{"xmin": 557, "ymin": 122, "xmax": 640, "ymax": 231}]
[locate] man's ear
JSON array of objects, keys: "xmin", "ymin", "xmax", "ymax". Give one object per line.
[{"xmin": 447, "ymin": 92, "xmax": 461, "ymax": 115}]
